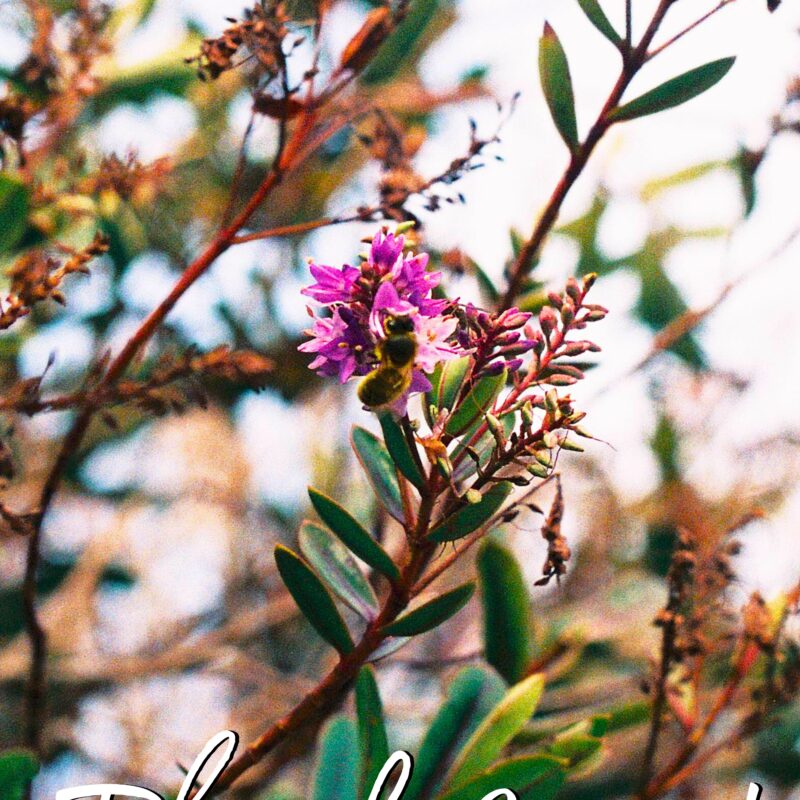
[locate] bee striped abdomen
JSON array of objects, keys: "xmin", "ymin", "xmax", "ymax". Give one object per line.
[
  {"xmin": 357, "ymin": 366, "xmax": 412, "ymax": 408},
  {"xmin": 357, "ymin": 314, "xmax": 418, "ymax": 409}
]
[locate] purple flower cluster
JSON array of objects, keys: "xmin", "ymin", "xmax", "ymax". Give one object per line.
[{"xmin": 299, "ymin": 230, "xmax": 462, "ymax": 409}]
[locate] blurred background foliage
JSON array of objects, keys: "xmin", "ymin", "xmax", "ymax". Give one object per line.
[{"xmin": 0, "ymin": 0, "xmax": 799, "ymax": 798}]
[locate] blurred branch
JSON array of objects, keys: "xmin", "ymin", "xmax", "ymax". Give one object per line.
[
  {"xmin": 498, "ymin": 0, "xmax": 743, "ymax": 310},
  {"xmin": 18, "ymin": 0, "xmax": 399, "ymax": 750},
  {"xmin": 646, "ymin": 0, "xmax": 738, "ymax": 61},
  {"xmin": 593, "ymin": 223, "xmax": 800, "ymax": 397}
]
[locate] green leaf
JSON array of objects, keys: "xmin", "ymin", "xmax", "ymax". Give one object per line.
[
  {"xmin": 351, "ymin": 426, "xmax": 405, "ymax": 522},
  {"xmin": 478, "ymin": 540, "xmax": 531, "ymax": 684},
  {"xmin": 427, "ymin": 356, "xmax": 471, "ymax": 416},
  {"xmin": 605, "ymin": 700, "xmax": 650, "ymax": 732},
  {"xmin": 406, "ymin": 667, "xmax": 506, "ymax": 800},
  {"xmin": 445, "ymin": 369, "xmax": 507, "ymax": 437},
  {"xmin": 274, "ymin": 544, "xmax": 354, "ymax": 654},
  {"xmin": 378, "ymin": 412, "xmax": 426, "ymax": 491},
  {"xmin": 313, "ymin": 716, "xmax": 361, "ymax": 800},
  {"xmin": 308, "ymin": 488, "xmax": 399, "ymax": 582},
  {"xmin": 0, "ymin": 749, "xmax": 39, "ymax": 800},
  {"xmin": 446, "ymin": 673, "xmax": 546, "ymax": 788},
  {"xmin": 576, "ymin": 0, "xmax": 621, "ymax": 45},
  {"xmin": 472, "ymin": 260, "xmax": 500, "ymax": 305},
  {"xmin": 548, "ymin": 732, "xmax": 603, "ymax": 768},
  {"xmin": 632, "ymin": 241, "xmax": 705, "ymax": 369},
  {"xmin": 0, "ymin": 174, "xmax": 30, "ymax": 256},
  {"xmin": 428, "ymin": 482, "xmax": 513, "ymax": 543},
  {"xmin": 367, "ymin": 635, "xmax": 411, "ymax": 663},
  {"xmin": 362, "ymin": 0, "xmax": 441, "ymax": 85},
  {"xmin": 437, "ymin": 755, "xmax": 566, "ymax": 800},
  {"xmin": 355, "ymin": 667, "xmax": 390, "ymax": 799},
  {"xmin": 299, "ymin": 521, "xmax": 379, "ymax": 620},
  {"xmin": 382, "ymin": 583, "xmax": 475, "ymax": 637},
  {"xmin": 610, "ymin": 57, "xmax": 736, "ymax": 122},
  {"xmin": 539, "ymin": 23, "xmax": 579, "ymax": 152}
]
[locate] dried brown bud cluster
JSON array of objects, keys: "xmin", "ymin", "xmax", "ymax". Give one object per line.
[
  {"xmin": 186, "ymin": 2, "xmax": 291, "ymax": 82},
  {"xmin": 0, "ymin": 233, "xmax": 109, "ymax": 329},
  {"xmin": 80, "ymin": 153, "xmax": 172, "ymax": 202},
  {"xmin": 0, "ymin": 347, "xmax": 274, "ymax": 420},
  {"xmin": 536, "ymin": 477, "xmax": 570, "ymax": 586}
]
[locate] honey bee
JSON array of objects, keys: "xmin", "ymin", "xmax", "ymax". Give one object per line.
[{"xmin": 357, "ymin": 315, "xmax": 417, "ymax": 408}]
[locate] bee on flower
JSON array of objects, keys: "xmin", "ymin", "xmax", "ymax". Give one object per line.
[{"xmin": 298, "ymin": 228, "xmax": 463, "ymax": 414}]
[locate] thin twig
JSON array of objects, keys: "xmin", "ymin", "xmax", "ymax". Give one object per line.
[
  {"xmin": 499, "ymin": 0, "xmax": 679, "ymax": 310},
  {"xmin": 202, "ymin": 474, "xmax": 443, "ymax": 796},
  {"xmin": 647, "ymin": 0, "xmax": 737, "ymax": 61},
  {"xmin": 626, "ymin": 0, "xmax": 633, "ymax": 46},
  {"xmin": 643, "ymin": 642, "xmax": 760, "ymax": 799},
  {"xmin": 20, "ymin": 103, "xmax": 317, "ymax": 753}
]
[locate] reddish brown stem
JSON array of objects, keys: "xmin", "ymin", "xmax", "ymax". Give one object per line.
[
  {"xmin": 205, "ymin": 480, "xmax": 441, "ymax": 796},
  {"xmin": 19, "ymin": 108, "xmax": 316, "ymax": 754},
  {"xmin": 642, "ymin": 641, "xmax": 760, "ymax": 799},
  {"xmin": 499, "ymin": 0, "xmax": 677, "ymax": 311}
]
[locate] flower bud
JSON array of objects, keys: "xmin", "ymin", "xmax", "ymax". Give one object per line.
[
  {"xmin": 527, "ymin": 462, "xmax": 549, "ymax": 478},
  {"xmin": 480, "ymin": 360, "xmax": 507, "ymax": 377},
  {"xmin": 498, "ymin": 309, "xmax": 531, "ymax": 329},
  {"xmin": 465, "ymin": 488, "xmax": 482, "ymax": 504},
  {"xmin": 498, "ymin": 341, "xmax": 535, "ymax": 357},
  {"xmin": 565, "ymin": 277, "xmax": 581, "ymax": 303},
  {"xmin": 539, "ymin": 306, "xmax": 557, "ymax": 337},
  {"xmin": 544, "ymin": 389, "xmax": 559, "ymax": 414},
  {"xmin": 521, "ymin": 401, "xmax": 534, "ymax": 427},
  {"xmin": 494, "ymin": 331, "xmax": 521, "ymax": 347},
  {"xmin": 547, "ymin": 374, "xmax": 579, "ymax": 387},
  {"xmin": 582, "ymin": 272, "xmax": 598, "ymax": 291}
]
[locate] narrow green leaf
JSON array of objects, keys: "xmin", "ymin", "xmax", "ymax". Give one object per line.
[
  {"xmin": 519, "ymin": 769, "xmax": 566, "ymax": 800},
  {"xmin": 313, "ymin": 716, "xmax": 361, "ymax": 800},
  {"xmin": 437, "ymin": 755, "xmax": 566, "ymax": 800},
  {"xmin": 428, "ymin": 355, "xmax": 471, "ymax": 416},
  {"xmin": 447, "ymin": 673, "xmax": 546, "ymax": 788},
  {"xmin": 539, "ymin": 23, "xmax": 579, "ymax": 152},
  {"xmin": 406, "ymin": 667, "xmax": 506, "ymax": 800},
  {"xmin": 274, "ymin": 544, "xmax": 354, "ymax": 654},
  {"xmin": 367, "ymin": 635, "xmax": 411, "ymax": 662},
  {"xmin": 299, "ymin": 521, "xmax": 379, "ymax": 620},
  {"xmin": 0, "ymin": 749, "xmax": 39, "ymax": 800},
  {"xmin": 0, "ymin": 175, "xmax": 30, "ymax": 256},
  {"xmin": 428, "ymin": 482, "xmax": 513, "ymax": 543},
  {"xmin": 445, "ymin": 369, "xmax": 507, "ymax": 437},
  {"xmin": 355, "ymin": 667, "xmax": 390, "ymax": 798},
  {"xmin": 605, "ymin": 700, "xmax": 650, "ymax": 732},
  {"xmin": 308, "ymin": 488, "xmax": 400, "ymax": 582},
  {"xmin": 382, "ymin": 583, "xmax": 475, "ymax": 637},
  {"xmin": 478, "ymin": 540, "xmax": 531, "ymax": 684},
  {"xmin": 472, "ymin": 260, "xmax": 500, "ymax": 304},
  {"xmin": 351, "ymin": 426, "xmax": 405, "ymax": 521},
  {"xmin": 575, "ymin": 0, "xmax": 622, "ymax": 46},
  {"xmin": 378, "ymin": 412, "xmax": 426, "ymax": 491},
  {"xmin": 610, "ymin": 57, "xmax": 736, "ymax": 122},
  {"xmin": 548, "ymin": 732, "xmax": 603, "ymax": 769}
]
